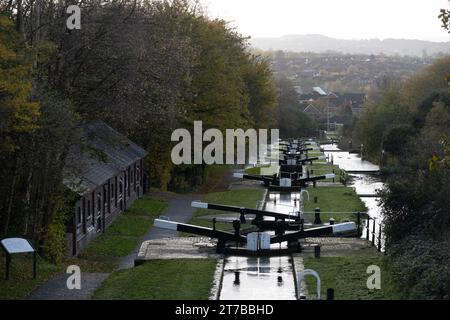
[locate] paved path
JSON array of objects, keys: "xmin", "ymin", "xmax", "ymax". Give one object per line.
[
  {"xmin": 118, "ymin": 193, "xmax": 198, "ymax": 269},
  {"xmin": 28, "ymin": 192, "xmax": 198, "ymax": 300},
  {"xmin": 28, "ymin": 273, "xmax": 109, "ymax": 300}
]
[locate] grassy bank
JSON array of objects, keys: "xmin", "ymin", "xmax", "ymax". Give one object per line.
[
  {"xmin": 93, "ymin": 259, "xmax": 217, "ymax": 300},
  {"xmin": 0, "ymin": 254, "xmax": 60, "ymax": 300},
  {"xmin": 303, "ymin": 254, "xmax": 399, "ymax": 300},
  {"xmin": 244, "ymin": 164, "xmax": 272, "ymax": 175},
  {"xmin": 303, "ymin": 186, "xmax": 367, "ymax": 223},
  {"xmin": 307, "ymin": 163, "xmax": 341, "ymax": 176},
  {"xmin": 188, "ymin": 188, "xmax": 265, "ymax": 231}
]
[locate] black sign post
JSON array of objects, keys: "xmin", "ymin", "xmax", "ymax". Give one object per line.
[{"xmin": 0, "ymin": 238, "xmax": 36, "ymax": 280}]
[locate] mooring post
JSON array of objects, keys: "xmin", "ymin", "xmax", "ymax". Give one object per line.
[
  {"xmin": 357, "ymin": 212, "xmax": 361, "ymax": 237},
  {"xmin": 212, "ymin": 218, "xmax": 216, "ymax": 231},
  {"xmin": 314, "ymin": 207, "xmax": 322, "ymax": 224},
  {"xmin": 329, "ymin": 218, "xmax": 335, "ymax": 225},
  {"xmin": 314, "ymin": 196, "xmax": 318, "ymax": 203},
  {"xmin": 378, "ymin": 224, "xmax": 382, "ymax": 252},
  {"xmin": 314, "ymin": 245, "xmax": 321, "ymax": 258},
  {"xmin": 233, "ymin": 219, "xmax": 241, "ymax": 247},
  {"xmin": 372, "ymin": 218, "xmax": 376, "ymax": 246},
  {"xmin": 366, "ymin": 218, "xmax": 370, "ymax": 240},
  {"xmin": 326, "ymin": 288, "xmax": 334, "ymax": 300}
]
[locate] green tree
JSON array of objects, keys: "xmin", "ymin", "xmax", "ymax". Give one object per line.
[{"xmin": 0, "ymin": 11, "xmax": 39, "ymax": 153}]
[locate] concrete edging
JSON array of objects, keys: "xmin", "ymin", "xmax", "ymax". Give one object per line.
[{"xmin": 209, "ymin": 255, "xmax": 225, "ymax": 300}]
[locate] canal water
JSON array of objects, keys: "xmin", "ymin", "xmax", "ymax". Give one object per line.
[
  {"xmin": 322, "ymin": 144, "xmax": 385, "ymax": 247},
  {"xmin": 220, "ymin": 192, "xmax": 301, "ymax": 300},
  {"xmin": 219, "ymin": 256, "xmax": 297, "ymax": 300}
]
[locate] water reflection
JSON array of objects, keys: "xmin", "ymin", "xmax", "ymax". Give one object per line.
[
  {"xmin": 220, "ymin": 256, "xmax": 296, "ymax": 300},
  {"xmin": 322, "ymin": 144, "xmax": 379, "ymax": 172}
]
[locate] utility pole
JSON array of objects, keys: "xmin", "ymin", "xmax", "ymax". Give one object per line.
[{"xmin": 326, "ymin": 98, "xmax": 330, "ymax": 133}]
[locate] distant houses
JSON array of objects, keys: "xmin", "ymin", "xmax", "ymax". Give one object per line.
[
  {"xmin": 300, "ymin": 87, "xmax": 366, "ymax": 121},
  {"xmin": 63, "ymin": 122, "xmax": 148, "ymax": 256}
]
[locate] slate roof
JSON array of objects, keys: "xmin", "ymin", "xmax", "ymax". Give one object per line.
[{"xmin": 63, "ymin": 121, "xmax": 148, "ymax": 196}]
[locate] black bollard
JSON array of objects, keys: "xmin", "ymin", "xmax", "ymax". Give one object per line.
[
  {"xmin": 356, "ymin": 212, "xmax": 361, "ymax": 236},
  {"xmin": 326, "ymin": 288, "xmax": 335, "ymax": 300},
  {"xmin": 314, "ymin": 207, "xmax": 322, "ymax": 224},
  {"xmin": 234, "ymin": 272, "xmax": 240, "ymax": 286},
  {"xmin": 275, "ymin": 219, "xmax": 284, "ymax": 237},
  {"xmin": 314, "ymin": 196, "xmax": 318, "ymax": 203},
  {"xmin": 239, "ymin": 210, "xmax": 246, "ymax": 224},
  {"xmin": 232, "ymin": 219, "xmax": 241, "ymax": 247},
  {"xmin": 329, "ymin": 218, "xmax": 335, "ymax": 225},
  {"xmin": 212, "ymin": 218, "xmax": 216, "ymax": 231},
  {"xmin": 314, "ymin": 245, "xmax": 321, "ymax": 258}
]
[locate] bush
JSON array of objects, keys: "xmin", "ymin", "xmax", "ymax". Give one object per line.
[
  {"xmin": 387, "ymin": 233, "xmax": 450, "ymax": 299},
  {"xmin": 42, "ymin": 196, "xmax": 71, "ymax": 264}
]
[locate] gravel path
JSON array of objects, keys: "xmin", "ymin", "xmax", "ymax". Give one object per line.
[{"xmin": 28, "ymin": 192, "xmax": 198, "ymax": 300}]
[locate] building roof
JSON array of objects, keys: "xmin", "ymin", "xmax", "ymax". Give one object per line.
[
  {"xmin": 63, "ymin": 121, "xmax": 148, "ymax": 196},
  {"xmin": 312, "ymin": 87, "xmax": 327, "ymax": 96},
  {"xmin": 303, "ymin": 104, "xmax": 323, "ymax": 115}
]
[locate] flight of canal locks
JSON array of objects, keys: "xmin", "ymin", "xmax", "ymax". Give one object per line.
[{"xmin": 138, "ymin": 136, "xmax": 384, "ymax": 300}]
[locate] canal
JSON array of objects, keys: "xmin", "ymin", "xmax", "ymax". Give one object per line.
[
  {"xmin": 220, "ymin": 192, "xmax": 302, "ymax": 300},
  {"xmin": 219, "ymin": 141, "xmax": 385, "ymax": 300},
  {"xmin": 322, "ymin": 143, "xmax": 385, "ymax": 248}
]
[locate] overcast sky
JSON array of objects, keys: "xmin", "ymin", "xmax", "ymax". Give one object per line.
[{"xmin": 200, "ymin": 0, "xmax": 450, "ymax": 42}]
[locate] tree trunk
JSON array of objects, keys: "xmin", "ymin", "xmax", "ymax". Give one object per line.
[
  {"xmin": 2, "ymin": 167, "xmax": 18, "ymax": 236},
  {"xmin": 16, "ymin": 0, "xmax": 23, "ymax": 34}
]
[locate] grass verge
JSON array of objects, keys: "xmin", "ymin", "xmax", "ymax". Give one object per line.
[
  {"xmin": 303, "ymin": 186, "xmax": 367, "ymax": 223},
  {"xmin": 303, "ymin": 255, "xmax": 399, "ymax": 300},
  {"xmin": 0, "ymin": 253, "xmax": 61, "ymax": 300},
  {"xmin": 188, "ymin": 188, "xmax": 265, "ymax": 232},
  {"xmin": 244, "ymin": 164, "xmax": 272, "ymax": 175},
  {"xmin": 93, "ymin": 259, "xmax": 217, "ymax": 300}
]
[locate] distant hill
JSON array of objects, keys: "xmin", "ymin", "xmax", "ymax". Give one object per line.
[{"xmin": 250, "ymin": 34, "xmax": 450, "ymax": 57}]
